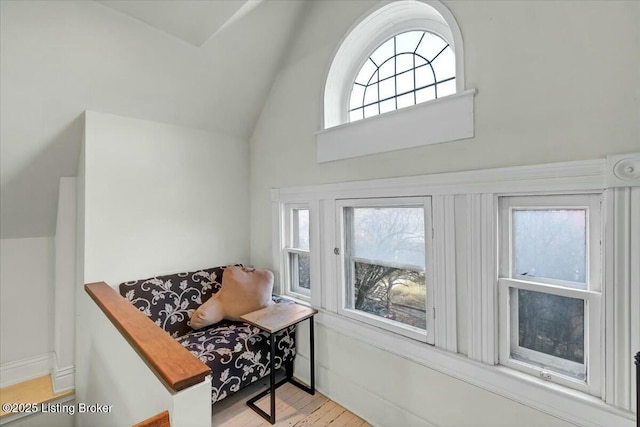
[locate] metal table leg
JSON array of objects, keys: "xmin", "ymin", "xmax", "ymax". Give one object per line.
[{"xmin": 246, "ymin": 317, "xmax": 316, "ymax": 424}]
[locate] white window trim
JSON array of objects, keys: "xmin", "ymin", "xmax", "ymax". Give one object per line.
[
  {"xmin": 317, "ymin": 89, "xmax": 475, "ymax": 163},
  {"xmin": 335, "ymin": 197, "xmax": 435, "ymax": 343},
  {"xmin": 498, "ymin": 193, "xmax": 603, "ymax": 396},
  {"xmin": 271, "ymin": 154, "xmax": 639, "ymax": 427}
]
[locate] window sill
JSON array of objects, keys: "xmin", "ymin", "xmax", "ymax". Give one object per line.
[
  {"xmin": 316, "ymin": 89, "xmax": 476, "ymax": 163},
  {"xmin": 315, "ymin": 309, "xmax": 635, "ymax": 427}
]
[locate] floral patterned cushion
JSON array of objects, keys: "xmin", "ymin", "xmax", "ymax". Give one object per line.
[
  {"xmin": 118, "ymin": 266, "xmax": 299, "ymax": 404},
  {"xmin": 119, "ymin": 266, "xmax": 229, "ymax": 338},
  {"xmin": 177, "ymin": 321, "xmax": 296, "ymax": 403}
]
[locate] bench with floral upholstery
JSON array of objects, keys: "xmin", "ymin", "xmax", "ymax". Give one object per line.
[{"xmin": 118, "ymin": 265, "xmax": 296, "ymax": 403}]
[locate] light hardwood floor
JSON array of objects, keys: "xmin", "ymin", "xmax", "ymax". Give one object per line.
[
  {"xmin": 0, "ymin": 375, "xmax": 74, "ymax": 418},
  {"xmin": 212, "ymin": 380, "xmax": 371, "ymax": 427}
]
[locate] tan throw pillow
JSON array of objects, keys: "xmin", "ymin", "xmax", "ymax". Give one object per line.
[{"xmin": 189, "ymin": 266, "xmax": 274, "ymax": 330}]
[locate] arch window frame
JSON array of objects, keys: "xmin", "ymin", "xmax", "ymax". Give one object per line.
[
  {"xmin": 318, "ymin": 0, "xmax": 476, "ymax": 163},
  {"xmin": 349, "ymin": 29, "xmax": 457, "ymax": 122}
]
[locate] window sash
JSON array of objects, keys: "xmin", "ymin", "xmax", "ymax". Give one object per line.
[
  {"xmin": 498, "ymin": 193, "xmax": 602, "ymax": 396},
  {"xmin": 336, "ymin": 197, "xmax": 434, "ymax": 343},
  {"xmin": 498, "ymin": 194, "xmax": 602, "ymax": 291},
  {"xmin": 285, "ymin": 249, "xmax": 310, "ymax": 296},
  {"xmin": 500, "ymin": 278, "xmax": 599, "ymax": 382},
  {"xmin": 282, "ymin": 204, "xmax": 311, "ymax": 299}
]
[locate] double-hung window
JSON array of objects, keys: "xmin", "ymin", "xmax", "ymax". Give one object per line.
[
  {"xmin": 336, "ymin": 197, "xmax": 434, "ymax": 343},
  {"xmin": 282, "ymin": 205, "xmax": 311, "ymax": 299},
  {"xmin": 498, "ymin": 194, "xmax": 602, "ymax": 395}
]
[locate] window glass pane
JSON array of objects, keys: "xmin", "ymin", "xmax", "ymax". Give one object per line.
[
  {"xmin": 355, "ymin": 59, "xmax": 376, "ymax": 86},
  {"xmin": 512, "ymin": 209, "xmax": 587, "ymax": 286},
  {"xmin": 437, "ymin": 79, "xmax": 456, "ymax": 98},
  {"xmin": 416, "ymin": 87, "xmax": 435, "ymax": 104},
  {"xmin": 364, "ymin": 84, "xmax": 378, "ymax": 106},
  {"xmin": 378, "ymin": 59, "xmax": 395, "ymax": 81},
  {"xmin": 431, "ymin": 46, "xmax": 455, "ymax": 81},
  {"xmin": 289, "ymin": 252, "xmax": 310, "ymax": 290},
  {"xmin": 415, "ymin": 65, "xmax": 435, "ymax": 89},
  {"xmin": 351, "ymin": 207, "xmax": 425, "ymax": 268},
  {"xmin": 349, "ymin": 84, "xmax": 365, "ymax": 110},
  {"xmin": 292, "ymin": 209, "xmax": 309, "ymax": 250},
  {"xmin": 379, "ymin": 78, "xmax": 395, "ymax": 101},
  {"xmin": 511, "ymin": 288, "xmax": 585, "ymax": 380},
  {"xmin": 349, "ymin": 108, "xmax": 363, "ymax": 122},
  {"xmin": 346, "ymin": 205, "xmax": 427, "ymax": 330},
  {"xmin": 396, "ymin": 53, "xmax": 414, "ymax": 74},
  {"xmin": 364, "ymin": 104, "xmax": 379, "ymax": 118},
  {"xmin": 379, "ymin": 99, "xmax": 395, "ymax": 114},
  {"xmin": 396, "ymin": 71, "xmax": 414, "ymax": 95},
  {"xmin": 371, "ymin": 38, "xmax": 395, "ymax": 68},
  {"xmin": 395, "ymin": 31, "xmax": 423, "ymax": 54},
  {"xmin": 353, "ymin": 261, "xmax": 426, "ymax": 329},
  {"xmin": 415, "ymin": 32, "xmax": 447, "ymax": 62},
  {"xmin": 396, "ymin": 92, "xmax": 414, "ymax": 109}
]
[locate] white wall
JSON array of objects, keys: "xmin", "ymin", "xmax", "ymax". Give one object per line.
[
  {"xmin": 75, "ymin": 111, "xmax": 250, "ymax": 425},
  {"xmin": 0, "ymin": 237, "xmax": 54, "ymax": 386},
  {"xmin": 82, "ymin": 111, "xmax": 250, "ymax": 285},
  {"xmin": 249, "ymin": 1, "xmax": 640, "ymax": 426},
  {"xmin": 53, "ymin": 177, "xmax": 77, "ymax": 393},
  {"xmin": 0, "ymin": 0, "xmax": 303, "ymax": 239}
]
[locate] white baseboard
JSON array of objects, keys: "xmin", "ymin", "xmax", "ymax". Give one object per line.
[
  {"xmin": 52, "ymin": 364, "xmax": 75, "ymax": 394},
  {"xmin": 0, "ymin": 353, "xmax": 54, "ymax": 388}
]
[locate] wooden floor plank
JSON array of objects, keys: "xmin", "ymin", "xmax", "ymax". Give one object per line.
[
  {"xmin": 0, "ymin": 375, "xmax": 74, "ymax": 418},
  {"xmin": 212, "ymin": 379, "xmax": 369, "ymax": 427}
]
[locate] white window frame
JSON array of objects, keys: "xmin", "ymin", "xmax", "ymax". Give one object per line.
[
  {"xmin": 281, "ymin": 203, "xmax": 311, "ymax": 301},
  {"xmin": 498, "ymin": 194, "xmax": 603, "ymax": 396},
  {"xmin": 335, "ymin": 197, "xmax": 434, "ymax": 343}
]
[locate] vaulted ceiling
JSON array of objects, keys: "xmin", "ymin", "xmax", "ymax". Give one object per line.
[{"xmin": 0, "ymin": 0, "xmax": 307, "ymax": 238}]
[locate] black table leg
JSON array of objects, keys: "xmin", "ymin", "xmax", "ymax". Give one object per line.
[
  {"xmin": 310, "ymin": 317, "xmax": 315, "ymax": 394},
  {"xmin": 288, "ymin": 317, "xmax": 316, "ymax": 395},
  {"xmin": 270, "ymin": 333, "xmax": 276, "ymax": 424},
  {"xmin": 247, "ymin": 317, "xmax": 317, "ymax": 424},
  {"xmin": 246, "ymin": 333, "xmax": 283, "ymax": 424}
]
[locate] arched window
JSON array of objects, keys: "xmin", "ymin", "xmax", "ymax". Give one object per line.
[
  {"xmin": 349, "ymin": 30, "xmax": 456, "ymax": 122},
  {"xmin": 318, "ymin": 1, "xmax": 475, "ymax": 163}
]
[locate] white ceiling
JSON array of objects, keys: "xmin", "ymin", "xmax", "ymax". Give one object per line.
[
  {"xmin": 96, "ymin": 0, "xmax": 264, "ymax": 47},
  {"xmin": 0, "ymin": 0, "xmax": 307, "ymax": 239}
]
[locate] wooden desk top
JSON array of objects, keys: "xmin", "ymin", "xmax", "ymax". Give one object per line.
[{"xmin": 241, "ymin": 302, "xmax": 318, "ymax": 333}]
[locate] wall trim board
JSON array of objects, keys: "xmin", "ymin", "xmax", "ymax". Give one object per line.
[
  {"xmin": 52, "ymin": 363, "xmax": 75, "ymax": 394},
  {"xmin": 314, "ymin": 311, "xmax": 635, "ymax": 427},
  {"xmin": 0, "ymin": 353, "xmax": 54, "ymax": 388},
  {"xmin": 273, "ymin": 157, "xmax": 607, "ymax": 202}
]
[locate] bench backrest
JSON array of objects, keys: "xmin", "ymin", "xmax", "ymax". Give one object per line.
[{"xmin": 119, "ymin": 266, "xmax": 229, "ymax": 337}]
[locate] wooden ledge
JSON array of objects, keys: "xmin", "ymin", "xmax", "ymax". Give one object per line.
[
  {"xmin": 85, "ymin": 282, "xmax": 210, "ymax": 392},
  {"xmin": 134, "ymin": 410, "xmax": 170, "ymax": 427}
]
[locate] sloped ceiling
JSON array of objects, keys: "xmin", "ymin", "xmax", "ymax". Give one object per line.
[
  {"xmin": 0, "ymin": 0, "xmax": 307, "ymax": 239},
  {"xmin": 96, "ymin": 0, "xmax": 263, "ymax": 47}
]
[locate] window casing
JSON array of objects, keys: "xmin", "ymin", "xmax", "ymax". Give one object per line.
[
  {"xmin": 498, "ymin": 194, "xmax": 602, "ymax": 396},
  {"xmin": 336, "ymin": 197, "xmax": 434, "ymax": 343},
  {"xmin": 282, "ymin": 205, "xmax": 311, "ymax": 299}
]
